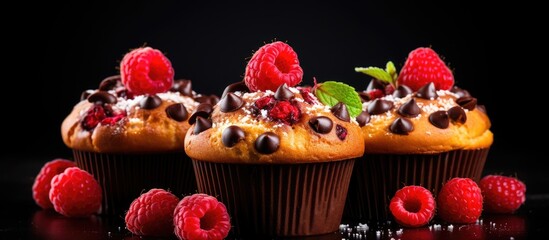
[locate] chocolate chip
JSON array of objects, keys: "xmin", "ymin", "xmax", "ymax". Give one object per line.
[
  {"xmin": 456, "ymin": 97, "xmax": 477, "ymax": 111},
  {"xmin": 80, "ymin": 90, "xmax": 94, "ymax": 101},
  {"xmin": 367, "ymin": 99, "xmax": 394, "ymax": 115},
  {"xmin": 358, "ymin": 91, "xmax": 370, "ymax": 102},
  {"xmin": 193, "ymin": 116, "xmax": 212, "ymax": 134},
  {"xmin": 448, "ymin": 106, "xmax": 467, "ymax": 124},
  {"xmin": 254, "ymin": 132, "xmax": 280, "ymax": 154},
  {"xmin": 194, "ymin": 94, "xmax": 220, "ymax": 105},
  {"xmin": 331, "ymin": 102, "xmax": 350, "ymax": 122},
  {"xmin": 389, "ymin": 118, "xmax": 414, "ymax": 135},
  {"xmin": 450, "ymin": 86, "xmax": 471, "ymax": 98},
  {"xmin": 416, "ymin": 82, "xmax": 438, "ymax": 100},
  {"xmin": 219, "ymin": 92, "xmax": 244, "ymax": 113},
  {"xmin": 274, "ymin": 83, "xmax": 294, "ymax": 101},
  {"xmin": 335, "ymin": 124, "xmax": 348, "ymax": 140},
  {"xmin": 429, "ymin": 111, "xmax": 450, "ymax": 129},
  {"xmin": 139, "ymin": 95, "xmax": 162, "ymax": 110},
  {"xmin": 188, "ymin": 103, "xmax": 213, "ymax": 125},
  {"xmin": 165, "ymin": 103, "xmax": 188, "ymax": 122},
  {"xmin": 366, "ymin": 79, "xmax": 385, "ymax": 91},
  {"xmin": 392, "ymin": 85, "xmax": 413, "ymax": 98},
  {"xmin": 171, "ymin": 79, "xmax": 193, "ymax": 97},
  {"xmin": 355, "ymin": 111, "xmax": 370, "ymax": 127},
  {"xmin": 88, "ymin": 91, "xmax": 117, "ymax": 104},
  {"xmin": 222, "ymin": 81, "xmax": 249, "ymax": 98},
  {"xmin": 98, "ymin": 75, "xmax": 122, "ymax": 91},
  {"xmin": 308, "ymin": 116, "xmax": 333, "ymax": 134},
  {"xmin": 398, "ymin": 98, "xmax": 420, "ymax": 117},
  {"xmin": 222, "ymin": 125, "xmax": 245, "ymax": 147}
]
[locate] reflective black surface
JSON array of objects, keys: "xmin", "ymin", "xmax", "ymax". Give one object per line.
[{"xmin": 1, "ymin": 156, "xmax": 548, "ymax": 240}]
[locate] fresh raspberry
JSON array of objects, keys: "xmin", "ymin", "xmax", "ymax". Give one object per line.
[
  {"xmin": 125, "ymin": 189, "xmax": 179, "ymax": 237},
  {"xmin": 32, "ymin": 159, "xmax": 77, "ymax": 209},
  {"xmin": 479, "ymin": 175, "xmax": 526, "ymax": 213},
  {"xmin": 244, "ymin": 41, "xmax": 303, "ymax": 92},
  {"xmin": 120, "ymin": 47, "xmax": 174, "ymax": 95},
  {"xmin": 389, "ymin": 186, "xmax": 435, "ymax": 227},
  {"xmin": 173, "ymin": 193, "xmax": 231, "ymax": 240},
  {"xmin": 49, "ymin": 167, "xmax": 102, "ymax": 217},
  {"xmin": 268, "ymin": 101, "xmax": 301, "ymax": 125},
  {"xmin": 437, "ymin": 178, "xmax": 483, "ymax": 224},
  {"xmin": 81, "ymin": 105, "xmax": 126, "ymax": 130},
  {"xmin": 397, "ymin": 47, "xmax": 454, "ymax": 91}
]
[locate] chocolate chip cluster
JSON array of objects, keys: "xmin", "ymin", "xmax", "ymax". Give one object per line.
[{"xmin": 359, "ymin": 82, "xmax": 480, "ymax": 135}]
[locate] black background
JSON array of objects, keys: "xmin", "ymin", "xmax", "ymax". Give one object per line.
[{"xmin": 3, "ymin": 2, "xmax": 545, "ymax": 193}]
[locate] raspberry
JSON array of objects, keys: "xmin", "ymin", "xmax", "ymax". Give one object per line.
[
  {"xmin": 437, "ymin": 178, "xmax": 483, "ymax": 224},
  {"xmin": 32, "ymin": 159, "xmax": 77, "ymax": 209},
  {"xmin": 253, "ymin": 96, "xmax": 276, "ymax": 111},
  {"xmin": 244, "ymin": 41, "xmax": 303, "ymax": 92},
  {"xmin": 120, "ymin": 47, "xmax": 174, "ymax": 95},
  {"xmin": 268, "ymin": 101, "xmax": 301, "ymax": 125},
  {"xmin": 125, "ymin": 189, "xmax": 179, "ymax": 237},
  {"xmin": 298, "ymin": 87, "xmax": 319, "ymax": 104},
  {"xmin": 81, "ymin": 105, "xmax": 126, "ymax": 130},
  {"xmin": 397, "ymin": 47, "xmax": 454, "ymax": 91},
  {"xmin": 173, "ymin": 193, "xmax": 230, "ymax": 240},
  {"xmin": 49, "ymin": 167, "xmax": 102, "ymax": 217},
  {"xmin": 367, "ymin": 89, "xmax": 384, "ymax": 100},
  {"xmin": 384, "ymin": 84, "xmax": 395, "ymax": 95},
  {"xmin": 389, "ymin": 186, "xmax": 435, "ymax": 227},
  {"xmin": 479, "ymin": 175, "xmax": 526, "ymax": 213}
]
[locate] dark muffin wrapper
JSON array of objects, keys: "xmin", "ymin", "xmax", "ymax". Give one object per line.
[
  {"xmin": 344, "ymin": 148, "xmax": 489, "ymax": 221},
  {"xmin": 73, "ymin": 150, "xmax": 197, "ymax": 216},
  {"xmin": 193, "ymin": 159, "xmax": 355, "ymax": 237}
]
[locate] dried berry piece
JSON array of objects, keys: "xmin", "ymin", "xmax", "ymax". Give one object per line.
[{"xmin": 335, "ymin": 124, "xmax": 348, "ymax": 140}]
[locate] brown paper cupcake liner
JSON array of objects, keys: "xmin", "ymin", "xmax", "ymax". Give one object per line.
[
  {"xmin": 73, "ymin": 150, "xmax": 197, "ymax": 216},
  {"xmin": 193, "ymin": 159, "xmax": 355, "ymax": 237},
  {"xmin": 344, "ymin": 148, "xmax": 489, "ymax": 221}
]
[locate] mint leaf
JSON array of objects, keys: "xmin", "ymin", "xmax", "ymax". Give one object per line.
[
  {"xmin": 355, "ymin": 67, "xmax": 393, "ymax": 84},
  {"xmin": 386, "ymin": 61, "xmax": 398, "ymax": 81},
  {"xmin": 314, "ymin": 81, "xmax": 362, "ymax": 117}
]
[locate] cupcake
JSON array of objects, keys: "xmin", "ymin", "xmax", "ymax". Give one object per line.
[
  {"xmin": 185, "ymin": 41, "xmax": 364, "ymax": 237},
  {"xmin": 345, "ymin": 47, "xmax": 493, "ymax": 221},
  {"xmin": 61, "ymin": 47, "xmax": 207, "ymax": 215}
]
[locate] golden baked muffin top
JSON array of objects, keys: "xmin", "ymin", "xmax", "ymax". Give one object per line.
[{"xmin": 355, "ymin": 47, "xmax": 493, "ymax": 154}]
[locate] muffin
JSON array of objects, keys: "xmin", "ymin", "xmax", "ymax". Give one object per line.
[
  {"xmin": 185, "ymin": 41, "xmax": 365, "ymax": 237},
  {"xmin": 61, "ymin": 47, "xmax": 208, "ymax": 215},
  {"xmin": 345, "ymin": 47, "xmax": 493, "ymax": 221}
]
